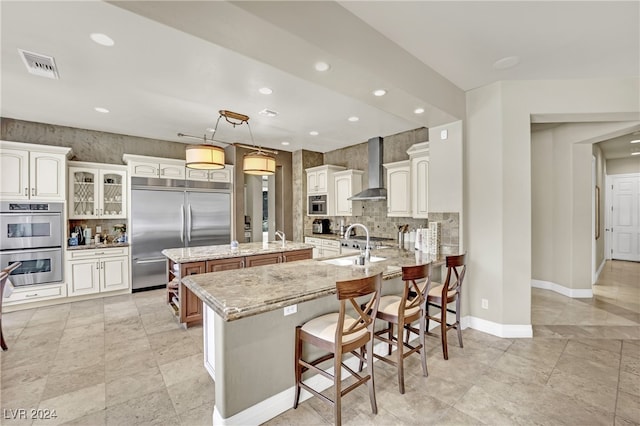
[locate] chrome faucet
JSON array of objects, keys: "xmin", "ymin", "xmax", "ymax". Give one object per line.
[
  {"xmin": 275, "ymin": 230, "xmax": 286, "ymax": 248},
  {"xmin": 345, "ymin": 223, "xmax": 370, "ymax": 262}
]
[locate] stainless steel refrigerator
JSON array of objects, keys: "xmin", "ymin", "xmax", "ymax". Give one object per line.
[{"xmin": 130, "ymin": 177, "xmax": 232, "ymax": 291}]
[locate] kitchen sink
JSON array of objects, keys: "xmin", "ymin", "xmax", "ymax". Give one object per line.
[{"xmin": 321, "ymin": 255, "xmax": 386, "ymax": 266}]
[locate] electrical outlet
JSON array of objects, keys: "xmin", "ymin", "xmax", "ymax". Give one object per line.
[
  {"xmin": 481, "ymin": 299, "xmax": 489, "ymax": 309},
  {"xmin": 284, "ymin": 304, "xmax": 297, "ymax": 316}
]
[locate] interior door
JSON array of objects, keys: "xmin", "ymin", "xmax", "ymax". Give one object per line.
[
  {"xmin": 611, "ymin": 174, "xmax": 640, "ymax": 261},
  {"xmin": 186, "ymin": 191, "xmax": 231, "ymax": 247}
]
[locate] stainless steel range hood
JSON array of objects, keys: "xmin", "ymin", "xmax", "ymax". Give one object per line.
[{"xmin": 348, "ymin": 137, "xmax": 387, "ymax": 201}]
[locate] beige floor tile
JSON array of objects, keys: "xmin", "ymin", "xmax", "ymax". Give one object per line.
[
  {"xmin": 546, "ymin": 368, "xmax": 617, "ymax": 414},
  {"xmin": 620, "ymin": 370, "xmax": 640, "ymax": 397},
  {"xmin": 158, "ymin": 353, "xmax": 207, "ymax": 387},
  {"xmin": 263, "ymin": 403, "xmax": 330, "ymax": 426},
  {"xmin": 32, "ymin": 383, "xmax": 105, "ymax": 426},
  {"xmin": 489, "ymin": 351, "xmax": 553, "ymax": 385},
  {"xmin": 40, "ymin": 363, "xmax": 105, "ymax": 401},
  {"xmin": 616, "ymin": 415, "xmax": 640, "ymax": 426},
  {"xmin": 436, "ymin": 406, "xmax": 486, "ymax": 425},
  {"xmin": 178, "ymin": 403, "xmax": 214, "ymax": 426},
  {"xmin": 104, "ymin": 348, "xmax": 158, "ymax": 383},
  {"xmin": 105, "ymin": 366, "xmax": 166, "ymax": 407},
  {"xmin": 554, "ymin": 352, "xmax": 620, "ymax": 388},
  {"xmin": 58, "ymin": 409, "xmax": 105, "ymax": 426},
  {"xmin": 617, "ymin": 390, "xmax": 640, "ymax": 424},
  {"xmin": 166, "ymin": 374, "xmax": 215, "ymax": 414},
  {"xmin": 622, "ymin": 354, "xmax": 640, "ymax": 376},
  {"xmin": 105, "ymin": 388, "xmax": 178, "ymax": 425},
  {"xmin": 563, "ymin": 339, "xmax": 622, "ymax": 369},
  {"xmin": 63, "ymin": 313, "xmax": 104, "ymax": 329},
  {"xmin": 1, "ymin": 377, "xmax": 48, "ymax": 413},
  {"xmin": 148, "ymin": 328, "xmax": 201, "ymax": 365}
]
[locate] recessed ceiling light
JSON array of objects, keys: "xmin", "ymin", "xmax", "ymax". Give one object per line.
[
  {"xmin": 314, "ymin": 61, "xmax": 330, "ymax": 72},
  {"xmin": 258, "ymin": 109, "xmax": 278, "ymax": 117},
  {"xmin": 309, "ymin": 131, "xmax": 319, "ymax": 136},
  {"xmin": 414, "ymin": 108, "xmax": 425, "ymax": 114},
  {"xmin": 348, "ymin": 116, "xmax": 359, "ymax": 122},
  {"xmin": 493, "ymin": 56, "xmax": 519, "ymax": 70},
  {"xmin": 632, "ymin": 152, "xmax": 640, "ymax": 156},
  {"xmin": 630, "ymin": 139, "xmax": 640, "ymax": 144},
  {"xmin": 90, "ymin": 33, "xmax": 114, "ymax": 47},
  {"xmin": 281, "ymin": 141, "xmax": 290, "ymax": 146},
  {"xmin": 94, "ymin": 107, "xmax": 109, "ymax": 113},
  {"xmin": 258, "ymin": 87, "xmax": 273, "ymax": 95},
  {"xmin": 373, "ymin": 89, "xmax": 387, "ymax": 97}
]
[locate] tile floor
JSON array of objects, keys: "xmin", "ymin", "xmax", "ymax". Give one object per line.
[{"xmin": 1, "ymin": 260, "xmax": 638, "ymax": 425}]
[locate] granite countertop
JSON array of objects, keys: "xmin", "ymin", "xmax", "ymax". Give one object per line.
[
  {"xmin": 162, "ymin": 241, "xmax": 314, "ymax": 263},
  {"xmin": 67, "ymin": 242, "xmax": 130, "ymax": 251},
  {"xmin": 303, "ymin": 233, "xmax": 343, "ymax": 241},
  {"xmin": 183, "ymin": 247, "xmax": 444, "ymax": 322}
]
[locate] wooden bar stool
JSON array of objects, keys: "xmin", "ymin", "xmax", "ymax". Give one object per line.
[
  {"xmin": 0, "ymin": 262, "xmax": 22, "ymax": 351},
  {"xmin": 370, "ymin": 263, "xmax": 430, "ymax": 394},
  {"xmin": 293, "ymin": 272, "xmax": 382, "ymax": 426},
  {"xmin": 425, "ymin": 254, "xmax": 466, "ymax": 360}
]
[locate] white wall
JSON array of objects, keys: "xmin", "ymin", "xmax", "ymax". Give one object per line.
[
  {"xmin": 607, "ymin": 157, "xmax": 640, "ymax": 175},
  {"xmin": 465, "ymin": 78, "xmax": 640, "ymax": 332}
]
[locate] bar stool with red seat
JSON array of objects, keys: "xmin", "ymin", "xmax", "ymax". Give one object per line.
[{"xmin": 293, "ymin": 272, "xmax": 382, "ymax": 426}]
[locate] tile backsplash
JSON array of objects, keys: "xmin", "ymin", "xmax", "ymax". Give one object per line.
[{"xmin": 305, "ymin": 205, "xmax": 459, "ymax": 254}]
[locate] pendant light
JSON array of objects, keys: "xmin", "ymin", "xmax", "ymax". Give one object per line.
[{"xmin": 179, "ymin": 109, "xmax": 278, "ymax": 175}]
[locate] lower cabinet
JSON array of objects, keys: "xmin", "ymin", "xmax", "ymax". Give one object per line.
[
  {"xmin": 167, "ymin": 248, "xmax": 312, "ymax": 327},
  {"xmin": 304, "ymin": 237, "xmax": 341, "ymax": 258},
  {"xmin": 66, "ymin": 247, "xmax": 130, "ymax": 297}
]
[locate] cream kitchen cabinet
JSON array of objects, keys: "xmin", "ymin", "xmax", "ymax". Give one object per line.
[
  {"xmin": 123, "ymin": 154, "xmax": 186, "ymax": 180},
  {"xmin": 407, "ymin": 142, "xmax": 429, "ymax": 219},
  {"xmin": 186, "ymin": 165, "xmax": 234, "ymax": 183},
  {"xmin": 66, "ymin": 246, "xmax": 130, "ymax": 296},
  {"xmin": 333, "ymin": 170, "xmax": 363, "ymax": 216},
  {"xmin": 384, "ymin": 160, "xmax": 411, "ymax": 217},
  {"xmin": 68, "ymin": 162, "xmax": 127, "ymax": 219},
  {"xmin": 306, "ymin": 165, "xmax": 345, "ymax": 194},
  {"xmin": 304, "ymin": 237, "xmax": 341, "ymax": 259},
  {"xmin": 0, "ymin": 141, "xmax": 71, "ymax": 201}
]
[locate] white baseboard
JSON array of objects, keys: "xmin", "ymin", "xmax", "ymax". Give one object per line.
[
  {"xmin": 531, "ymin": 279, "xmax": 593, "ymax": 298},
  {"xmin": 461, "ymin": 315, "xmax": 532, "ymax": 338}
]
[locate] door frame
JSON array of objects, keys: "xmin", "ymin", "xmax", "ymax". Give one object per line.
[{"xmin": 605, "ymin": 172, "xmax": 640, "ymax": 260}]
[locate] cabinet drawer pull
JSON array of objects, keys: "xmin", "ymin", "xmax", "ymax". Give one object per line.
[{"xmin": 25, "ymin": 293, "xmax": 39, "ymax": 298}]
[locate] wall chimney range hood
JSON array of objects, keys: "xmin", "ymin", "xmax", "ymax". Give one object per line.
[{"xmin": 348, "ymin": 137, "xmax": 387, "ymax": 201}]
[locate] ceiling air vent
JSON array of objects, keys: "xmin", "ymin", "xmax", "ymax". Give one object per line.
[{"xmin": 18, "ymin": 49, "xmax": 60, "ymax": 79}]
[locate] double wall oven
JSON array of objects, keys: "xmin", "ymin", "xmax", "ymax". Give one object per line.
[{"xmin": 0, "ymin": 202, "xmax": 64, "ymax": 286}]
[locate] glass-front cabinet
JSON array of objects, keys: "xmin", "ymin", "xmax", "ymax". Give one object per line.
[{"xmin": 68, "ymin": 162, "xmax": 127, "ymax": 219}]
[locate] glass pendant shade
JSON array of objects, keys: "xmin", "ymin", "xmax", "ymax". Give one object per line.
[
  {"xmin": 185, "ymin": 144, "xmax": 225, "ymax": 170},
  {"xmin": 243, "ymin": 151, "xmax": 276, "ymax": 175}
]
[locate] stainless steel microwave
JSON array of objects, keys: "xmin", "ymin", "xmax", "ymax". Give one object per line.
[{"xmin": 308, "ymin": 195, "xmax": 327, "ymax": 215}]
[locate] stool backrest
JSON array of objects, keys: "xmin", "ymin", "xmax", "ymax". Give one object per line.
[
  {"xmin": 401, "ymin": 263, "xmax": 431, "ymax": 314},
  {"xmin": 336, "ymin": 273, "xmax": 382, "ymax": 343},
  {"xmin": 444, "ymin": 254, "xmax": 466, "ymax": 295},
  {"xmin": 2, "ymin": 262, "xmax": 22, "ymax": 275}
]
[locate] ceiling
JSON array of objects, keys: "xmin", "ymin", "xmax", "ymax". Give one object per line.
[{"xmin": 1, "ymin": 1, "xmax": 638, "ymax": 156}]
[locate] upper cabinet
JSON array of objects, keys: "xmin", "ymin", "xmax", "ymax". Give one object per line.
[
  {"xmin": 68, "ymin": 162, "xmax": 127, "ymax": 219},
  {"xmin": 0, "ymin": 141, "xmax": 71, "ymax": 201},
  {"xmin": 384, "ymin": 161, "xmax": 411, "ymax": 217},
  {"xmin": 408, "ymin": 142, "xmax": 429, "ymax": 219},
  {"xmin": 306, "ymin": 165, "xmax": 344, "ymax": 194},
  {"xmin": 123, "ymin": 154, "xmax": 186, "ymax": 180},
  {"xmin": 186, "ymin": 165, "xmax": 234, "ymax": 183},
  {"xmin": 333, "ymin": 170, "xmax": 363, "ymax": 216}
]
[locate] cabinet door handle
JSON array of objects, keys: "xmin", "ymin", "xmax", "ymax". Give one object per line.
[
  {"xmin": 95, "ymin": 208, "xmax": 99, "ymax": 216},
  {"xmin": 240, "ymin": 260, "xmax": 245, "ymax": 268},
  {"xmin": 31, "ymin": 188, "xmax": 35, "ymax": 196},
  {"xmin": 282, "ymin": 255, "xmax": 287, "ymax": 263},
  {"xmin": 24, "ymin": 187, "xmax": 28, "ymax": 196},
  {"xmin": 96, "ymin": 261, "xmax": 100, "ymax": 269},
  {"xmin": 101, "ymin": 262, "xmax": 104, "ymax": 269}
]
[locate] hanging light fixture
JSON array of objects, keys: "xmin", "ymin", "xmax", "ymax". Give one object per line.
[{"xmin": 179, "ymin": 109, "xmax": 278, "ymax": 175}]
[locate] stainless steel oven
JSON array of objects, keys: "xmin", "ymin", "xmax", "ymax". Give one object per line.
[
  {"xmin": 0, "ymin": 247, "xmax": 62, "ymax": 286},
  {"xmin": 1, "ymin": 202, "xmax": 63, "ymax": 250},
  {"xmin": 0, "ymin": 202, "xmax": 64, "ymax": 286},
  {"xmin": 308, "ymin": 195, "xmax": 327, "ymax": 215}
]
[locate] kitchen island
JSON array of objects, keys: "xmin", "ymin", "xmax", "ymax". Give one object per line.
[
  {"xmin": 181, "ymin": 247, "xmax": 442, "ymax": 425},
  {"xmin": 162, "ymin": 241, "xmax": 313, "ymax": 327}
]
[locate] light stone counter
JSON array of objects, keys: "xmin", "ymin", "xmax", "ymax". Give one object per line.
[
  {"xmin": 182, "ymin": 247, "xmax": 442, "ymax": 321},
  {"xmin": 161, "ymin": 241, "xmax": 313, "ymax": 263},
  {"xmin": 67, "ymin": 242, "xmax": 130, "ymax": 251}
]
